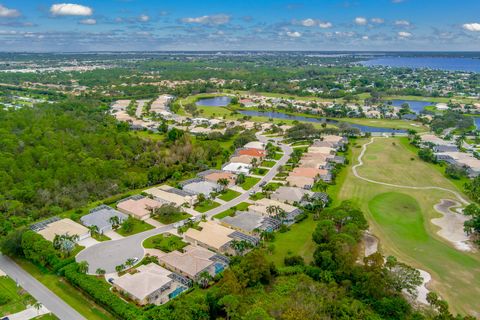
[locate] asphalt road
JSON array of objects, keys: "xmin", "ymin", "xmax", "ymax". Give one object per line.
[
  {"xmin": 76, "ymin": 134, "xmax": 292, "ymax": 274},
  {"xmin": 0, "ymin": 254, "xmax": 86, "ymax": 320}
]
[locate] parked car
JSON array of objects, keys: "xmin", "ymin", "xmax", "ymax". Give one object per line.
[
  {"xmin": 108, "ymin": 278, "xmax": 115, "ymax": 284},
  {"xmin": 132, "ymin": 257, "xmax": 139, "ymax": 263}
]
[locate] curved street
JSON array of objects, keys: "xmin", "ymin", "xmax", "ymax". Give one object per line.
[{"xmin": 76, "ymin": 133, "xmax": 292, "ymax": 274}]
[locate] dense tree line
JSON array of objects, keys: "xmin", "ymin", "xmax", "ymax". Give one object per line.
[{"xmin": 0, "ymin": 99, "xmax": 223, "ymax": 235}]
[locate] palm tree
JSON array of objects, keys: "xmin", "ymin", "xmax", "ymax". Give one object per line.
[
  {"xmin": 197, "ymin": 271, "xmax": 212, "ymax": 289},
  {"xmin": 96, "ymin": 268, "xmax": 106, "ymax": 276},
  {"xmin": 115, "ymin": 264, "xmax": 125, "ymax": 274},
  {"xmin": 217, "ymin": 178, "xmax": 229, "ymax": 191},
  {"xmin": 88, "ymin": 225, "xmax": 99, "ymax": 236},
  {"xmin": 109, "ymin": 216, "xmax": 120, "ymax": 230},
  {"xmin": 125, "ymin": 258, "xmax": 135, "ymax": 268},
  {"xmin": 78, "ymin": 261, "xmax": 89, "ymax": 274},
  {"xmin": 33, "ymin": 302, "xmax": 42, "ymax": 315},
  {"xmin": 230, "ymin": 240, "xmax": 252, "ymax": 256}
]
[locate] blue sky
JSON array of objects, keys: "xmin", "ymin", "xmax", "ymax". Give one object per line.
[{"xmin": 0, "ymin": 0, "xmax": 479, "ymax": 51}]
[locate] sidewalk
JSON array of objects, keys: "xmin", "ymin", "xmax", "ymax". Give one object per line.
[{"xmin": 7, "ymin": 305, "xmax": 50, "ymax": 320}]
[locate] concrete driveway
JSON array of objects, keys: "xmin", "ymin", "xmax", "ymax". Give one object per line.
[{"xmin": 76, "ymin": 133, "xmax": 292, "ymax": 274}]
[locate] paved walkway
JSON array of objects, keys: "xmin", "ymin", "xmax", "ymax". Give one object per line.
[
  {"xmin": 0, "ymin": 255, "xmax": 85, "ymax": 320},
  {"xmin": 104, "ymin": 230, "xmax": 123, "ymax": 240},
  {"xmin": 352, "ymin": 137, "xmax": 470, "ymax": 205},
  {"xmin": 77, "ymin": 237, "xmax": 99, "ymax": 248},
  {"xmin": 7, "ymin": 305, "xmax": 50, "ymax": 320},
  {"xmin": 76, "ymin": 133, "xmax": 292, "ymax": 274}
]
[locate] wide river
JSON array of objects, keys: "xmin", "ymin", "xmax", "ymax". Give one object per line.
[{"xmin": 361, "ymin": 56, "xmax": 480, "ymax": 73}]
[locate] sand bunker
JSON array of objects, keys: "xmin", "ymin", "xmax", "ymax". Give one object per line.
[
  {"xmin": 431, "ymin": 199, "xmax": 472, "ymax": 252},
  {"xmin": 416, "ymin": 269, "xmax": 432, "ymax": 305}
]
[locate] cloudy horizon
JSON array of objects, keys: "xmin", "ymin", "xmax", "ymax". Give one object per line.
[{"xmin": 0, "ymin": 0, "xmax": 479, "ymax": 52}]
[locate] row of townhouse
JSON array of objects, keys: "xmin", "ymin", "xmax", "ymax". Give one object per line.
[
  {"xmin": 420, "ymin": 134, "xmax": 480, "ymax": 178},
  {"xmin": 286, "ymin": 135, "xmax": 347, "ymax": 189}
]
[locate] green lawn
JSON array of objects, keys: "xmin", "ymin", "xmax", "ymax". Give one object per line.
[
  {"xmin": 264, "ymin": 182, "xmax": 283, "ymax": 191},
  {"xmin": 194, "ymin": 200, "xmax": 221, "ymax": 213},
  {"xmin": 117, "ymin": 219, "xmax": 155, "ymax": 236},
  {"xmin": 249, "ymin": 192, "xmax": 266, "ymax": 201},
  {"xmin": 213, "ymin": 202, "xmax": 251, "ymax": 219},
  {"xmin": 267, "ymin": 214, "xmax": 316, "ymax": 266},
  {"xmin": 239, "ymin": 177, "xmax": 260, "ymax": 190},
  {"xmin": 0, "ymin": 276, "xmax": 33, "ymax": 317},
  {"xmin": 154, "ymin": 211, "xmax": 192, "ymax": 224},
  {"xmin": 142, "ymin": 234, "xmax": 188, "ymax": 252},
  {"xmin": 218, "ymin": 189, "xmax": 241, "ymax": 201},
  {"xmin": 270, "ymin": 153, "xmax": 283, "ymax": 160},
  {"xmin": 260, "ymin": 160, "xmax": 276, "ymax": 168},
  {"xmin": 91, "ymin": 233, "xmax": 110, "ymax": 242},
  {"xmin": 337, "ymin": 137, "xmax": 480, "ymax": 315},
  {"xmin": 34, "ymin": 314, "xmax": 58, "ymax": 320},
  {"xmin": 251, "ymin": 168, "xmax": 268, "ymax": 176},
  {"xmin": 13, "ymin": 259, "xmax": 115, "ymax": 320}
]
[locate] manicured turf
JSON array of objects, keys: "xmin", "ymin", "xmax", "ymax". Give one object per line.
[
  {"xmin": 260, "ymin": 160, "xmax": 276, "ymax": 168},
  {"xmin": 116, "ymin": 219, "xmax": 155, "ymax": 236},
  {"xmin": 267, "ymin": 214, "xmax": 316, "ymax": 266},
  {"xmin": 251, "ymin": 168, "xmax": 268, "ymax": 176},
  {"xmin": 154, "ymin": 211, "xmax": 192, "ymax": 224},
  {"xmin": 249, "ymin": 192, "xmax": 266, "ymax": 201},
  {"xmin": 218, "ymin": 189, "xmax": 241, "ymax": 201},
  {"xmin": 13, "ymin": 259, "xmax": 115, "ymax": 320},
  {"xmin": 240, "ymin": 177, "xmax": 261, "ymax": 190},
  {"xmin": 91, "ymin": 233, "xmax": 110, "ymax": 242},
  {"xmin": 194, "ymin": 200, "xmax": 221, "ymax": 213},
  {"xmin": 270, "ymin": 152, "xmax": 283, "ymax": 160},
  {"xmin": 213, "ymin": 202, "xmax": 251, "ymax": 219},
  {"xmin": 143, "ymin": 234, "xmax": 188, "ymax": 252},
  {"xmin": 34, "ymin": 314, "xmax": 58, "ymax": 320},
  {"xmin": 0, "ymin": 276, "xmax": 33, "ymax": 316},
  {"xmin": 337, "ymin": 137, "xmax": 480, "ymax": 314}
]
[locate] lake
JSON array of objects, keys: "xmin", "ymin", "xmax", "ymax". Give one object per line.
[
  {"xmin": 239, "ymin": 110, "xmax": 406, "ymax": 133},
  {"xmin": 196, "ymin": 96, "xmax": 232, "ymax": 107},
  {"xmin": 474, "ymin": 117, "xmax": 480, "ymax": 129},
  {"xmin": 389, "ymin": 99, "xmax": 434, "ymax": 113},
  {"xmin": 362, "ymin": 57, "xmax": 480, "ymax": 73}
]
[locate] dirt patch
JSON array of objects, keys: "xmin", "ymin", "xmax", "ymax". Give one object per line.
[
  {"xmin": 363, "ymin": 232, "xmax": 379, "ymax": 257},
  {"xmin": 431, "ymin": 199, "xmax": 472, "ymax": 252}
]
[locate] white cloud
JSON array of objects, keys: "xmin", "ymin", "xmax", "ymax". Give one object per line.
[
  {"xmin": 50, "ymin": 3, "xmax": 93, "ymax": 16},
  {"xmin": 355, "ymin": 17, "xmax": 367, "ymax": 25},
  {"xmin": 395, "ymin": 20, "xmax": 410, "ymax": 26},
  {"xmin": 318, "ymin": 22, "xmax": 332, "ymax": 29},
  {"xmin": 80, "ymin": 18, "xmax": 96, "ymax": 25},
  {"xmin": 139, "ymin": 14, "xmax": 149, "ymax": 22},
  {"xmin": 463, "ymin": 23, "xmax": 480, "ymax": 32},
  {"xmin": 300, "ymin": 18, "xmax": 316, "ymax": 27},
  {"xmin": 286, "ymin": 31, "xmax": 301, "ymax": 38},
  {"xmin": 371, "ymin": 18, "xmax": 384, "ymax": 24},
  {"xmin": 398, "ymin": 31, "xmax": 412, "ymax": 38},
  {"xmin": 362, "ymin": 35, "xmax": 369, "ymax": 40},
  {"xmin": 0, "ymin": 4, "xmax": 20, "ymax": 18},
  {"xmin": 181, "ymin": 14, "xmax": 230, "ymax": 25},
  {"xmin": 298, "ymin": 18, "xmax": 332, "ymax": 28},
  {"xmin": 392, "ymin": 0, "xmax": 405, "ymax": 3}
]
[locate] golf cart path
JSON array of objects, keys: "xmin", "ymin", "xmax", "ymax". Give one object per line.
[{"xmin": 352, "ymin": 137, "xmax": 470, "ymax": 205}]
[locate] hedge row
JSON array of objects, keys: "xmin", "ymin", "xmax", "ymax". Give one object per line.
[{"xmin": 62, "ymin": 263, "xmax": 144, "ymax": 320}]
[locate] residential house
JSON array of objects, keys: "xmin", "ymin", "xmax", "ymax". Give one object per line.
[
  {"xmin": 220, "ymin": 212, "xmax": 280, "ymax": 234},
  {"xmin": 117, "ymin": 196, "xmax": 163, "ymax": 220},
  {"xmin": 286, "ymin": 176, "xmax": 315, "ymax": 189},
  {"xmin": 113, "ymin": 263, "xmax": 187, "ymax": 306},
  {"xmin": 144, "ymin": 185, "xmax": 197, "ymax": 207},
  {"xmin": 81, "ymin": 205, "xmax": 128, "ymax": 234},
  {"xmin": 37, "ymin": 218, "xmax": 90, "ymax": 242},
  {"xmin": 158, "ymin": 245, "xmax": 228, "ymax": 280},
  {"xmin": 222, "ymin": 162, "xmax": 252, "ymax": 175}
]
